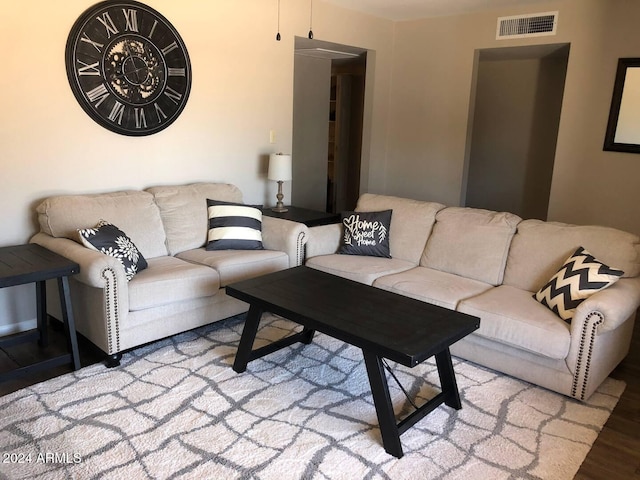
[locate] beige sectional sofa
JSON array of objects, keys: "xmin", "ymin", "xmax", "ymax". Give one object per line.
[
  {"xmin": 31, "ymin": 183, "xmax": 308, "ymax": 366},
  {"xmin": 306, "ymin": 193, "xmax": 640, "ymax": 401}
]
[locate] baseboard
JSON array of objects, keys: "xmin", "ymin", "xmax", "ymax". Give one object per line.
[{"xmin": 0, "ymin": 318, "xmax": 37, "ymax": 337}]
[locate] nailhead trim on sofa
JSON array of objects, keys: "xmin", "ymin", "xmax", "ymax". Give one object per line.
[
  {"xmin": 296, "ymin": 231, "xmax": 307, "ymax": 266},
  {"xmin": 102, "ymin": 267, "xmax": 120, "ymax": 354},
  {"xmin": 572, "ymin": 311, "xmax": 604, "ymax": 400}
]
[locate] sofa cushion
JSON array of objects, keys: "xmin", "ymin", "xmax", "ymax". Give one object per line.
[
  {"xmin": 206, "ymin": 199, "xmax": 264, "ymax": 251},
  {"xmin": 534, "ymin": 247, "xmax": 624, "ymax": 321},
  {"xmin": 457, "ymin": 285, "xmax": 571, "ymax": 360},
  {"xmin": 147, "ymin": 183, "xmax": 244, "ymax": 256},
  {"xmin": 373, "ymin": 266, "xmax": 493, "ymax": 310},
  {"xmin": 338, "ymin": 210, "xmax": 392, "ymax": 258},
  {"xmin": 504, "ymin": 219, "xmax": 640, "ymax": 292},
  {"xmin": 355, "ymin": 194, "xmax": 445, "ymax": 264},
  {"xmin": 421, "ymin": 207, "xmax": 522, "ymax": 286},
  {"xmin": 306, "ymin": 254, "xmax": 415, "ymax": 286},
  {"xmin": 36, "ymin": 190, "xmax": 168, "ymax": 259},
  {"xmin": 128, "ymin": 256, "xmax": 220, "ymax": 311},
  {"xmin": 78, "ymin": 220, "xmax": 148, "ymax": 281},
  {"xmin": 176, "ymin": 248, "xmax": 288, "ymax": 287}
]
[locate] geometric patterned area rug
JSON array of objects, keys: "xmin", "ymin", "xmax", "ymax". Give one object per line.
[{"xmin": 0, "ymin": 314, "xmax": 624, "ymax": 480}]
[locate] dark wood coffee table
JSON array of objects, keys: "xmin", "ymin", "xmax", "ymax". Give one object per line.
[{"xmin": 226, "ymin": 266, "xmax": 480, "ymax": 458}]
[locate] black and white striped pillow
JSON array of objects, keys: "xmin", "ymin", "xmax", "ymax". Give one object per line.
[
  {"xmin": 534, "ymin": 247, "xmax": 623, "ymax": 321},
  {"xmin": 206, "ymin": 199, "xmax": 264, "ymax": 250}
]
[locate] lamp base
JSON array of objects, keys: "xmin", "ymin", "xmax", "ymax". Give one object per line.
[{"xmin": 272, "ymin": 181, "xmax": 288, "ymax": 213}]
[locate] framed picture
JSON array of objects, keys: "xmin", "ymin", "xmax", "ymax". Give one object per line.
[{"xmin": 604, "ymin": 58, "xmax": 640, "ymax": 153}]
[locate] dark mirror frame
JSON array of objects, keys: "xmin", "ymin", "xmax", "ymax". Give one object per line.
[{"xmin": 604, "ymin": 58, "xmax": 640, "ymax": 154}]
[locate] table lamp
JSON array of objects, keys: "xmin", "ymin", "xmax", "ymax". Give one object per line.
[{"xmin": 268, "ymin": 153, "xmax": 292, "ymax": 212}]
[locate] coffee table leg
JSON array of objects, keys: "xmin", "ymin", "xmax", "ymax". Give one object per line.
[
  {"xmin": 300, "ymin": 327, "xmax": 315, "ymax": 344},
  {"xmin": 363, "ymin": 351, "xmax": 404, "ymax": 458},
  {"xmin": 233, "ymin": 304, "xmax": 263, "ymax": 373},
  {"xmin": 435, "ymin": 348, "xmax": 462, "ymax": 410}
]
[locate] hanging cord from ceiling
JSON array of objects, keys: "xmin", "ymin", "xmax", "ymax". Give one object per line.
[
  {"xmin": 275, "ymin": 0, "xmax": 316, "ymax": 42},
  {"xmin": 276, "ymin": 0, "xmax": 281, "ymax": 41},
  {"xmin": 308, "ymin": 0, "xmax": 314, "ymax": 39}
]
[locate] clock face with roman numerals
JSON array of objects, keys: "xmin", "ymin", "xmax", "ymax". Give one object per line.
[{"xmin": 65, "ymin": 1, "xmax": 191, "ymax": 136}]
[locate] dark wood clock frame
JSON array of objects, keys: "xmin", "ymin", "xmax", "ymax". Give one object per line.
[{"xmin": 65, "ymin": 0, "xmax": 192, "ymax": 136}]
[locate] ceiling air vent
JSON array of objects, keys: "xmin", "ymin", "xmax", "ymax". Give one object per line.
[{"xmin": 496, "ymin": 11, "xmax": 558, "ymax": 40}]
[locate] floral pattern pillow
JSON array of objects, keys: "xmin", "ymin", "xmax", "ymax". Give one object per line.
[{"xmin": 78, "ymin": 220, "xmax": 148, "ymax": 281}]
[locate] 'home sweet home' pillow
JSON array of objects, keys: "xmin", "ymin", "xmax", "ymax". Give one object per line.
[
  {"xmin": 534, "ymin": 246, "xmax": 624, "ymax": 321},
  {"xmin": 78, "ymin": 220, "xmax": 148, "ymax": 281},
  {"xmin": 338, "ymin": 210, "xmax": 392, "ymax": 258},
  {"xmin": 206, "ymin": 199, "xmax": 264, "ymax": 250}
]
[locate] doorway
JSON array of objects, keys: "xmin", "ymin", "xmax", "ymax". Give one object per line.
[
  {"xmin": 464, "ymin": 44, "xmax": 570, "ymax": 220},
  {"xmin": 292, "ymin": 38, "xmax": 367, "ymax": 213}
]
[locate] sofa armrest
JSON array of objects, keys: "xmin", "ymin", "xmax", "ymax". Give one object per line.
[
  {"xmin": 305, "ymin": 223, "xmax": 343, "ymax": 259},
  {"xmin": 565, "ymin": 276, "xmax": 640, "ymax": 399},
  {"xmin": 571, "ymin": 276, "xmax": 640, "ymax": 335},
  {"xmin": 31, "ymin": 232, "xmax": 130, "ymax": 356},
  {"xmin": 30, "ymin": 232, "xmax": 129, "ymax": 289},
  {"xmin": 261, "ymin": 216, "xmax": 308, "ymax": 267}
]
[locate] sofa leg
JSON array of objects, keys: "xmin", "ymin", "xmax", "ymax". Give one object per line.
[{"xmin": 105, "ymin": 353, "xmax": 122, "ymax": 368}]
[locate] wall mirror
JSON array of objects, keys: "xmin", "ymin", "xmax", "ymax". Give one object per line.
[{"xmin": 604, "ymin": 58, "xmax": 640, "ymax": 153}]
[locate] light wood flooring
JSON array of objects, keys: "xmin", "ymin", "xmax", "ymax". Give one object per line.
[{"xmin": 1, "ymin": 317, "xmax": 639, "ymax": 479}]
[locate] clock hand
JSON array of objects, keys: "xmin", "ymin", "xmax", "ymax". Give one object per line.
[{"xmin": 122, "ymin": 40, "xmax": 142, "ymax": 84}]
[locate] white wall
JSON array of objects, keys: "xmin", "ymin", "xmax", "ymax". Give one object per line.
[
  {"xmin": 548, "ymin": 0, "xmax": 640, "ymax": 232},
  {"xmin": 385, "ymin": 0, "xmax": 640, "ymax": 235},
  {"xmin": 0, "ymin": 0, "xmax": 394, "ymax": 334}
]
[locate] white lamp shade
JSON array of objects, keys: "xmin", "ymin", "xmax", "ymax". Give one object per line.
[{"xmin": 268, "ymin": 153, "xmax": 292, "ymax": 181}]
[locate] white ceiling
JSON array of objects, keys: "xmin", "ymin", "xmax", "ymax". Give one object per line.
[{"xmin": 323, "ymin": 0, "xmax": 555, "ymax": 21}]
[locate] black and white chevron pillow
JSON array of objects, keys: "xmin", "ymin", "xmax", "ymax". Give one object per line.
[
  {"xmin": 534, "ymin": 247, "xmax": 624, "ymax": 321},
  {"xmin": 206, "ymin": 199, "xmax": 264, "ymax": 250}
]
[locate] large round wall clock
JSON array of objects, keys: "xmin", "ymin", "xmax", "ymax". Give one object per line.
[{"xmin": 65, "ymin": 1, "xmax": 192, "ymax": 136}]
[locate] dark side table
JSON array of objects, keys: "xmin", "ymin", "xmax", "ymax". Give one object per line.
[
  {"xmin": 0, "ymin": 244, "xmax": 81, "ymax": 382},
  {"xmin": 262, "ymin": 206, "xmax": 340, "ymax": 227}
]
